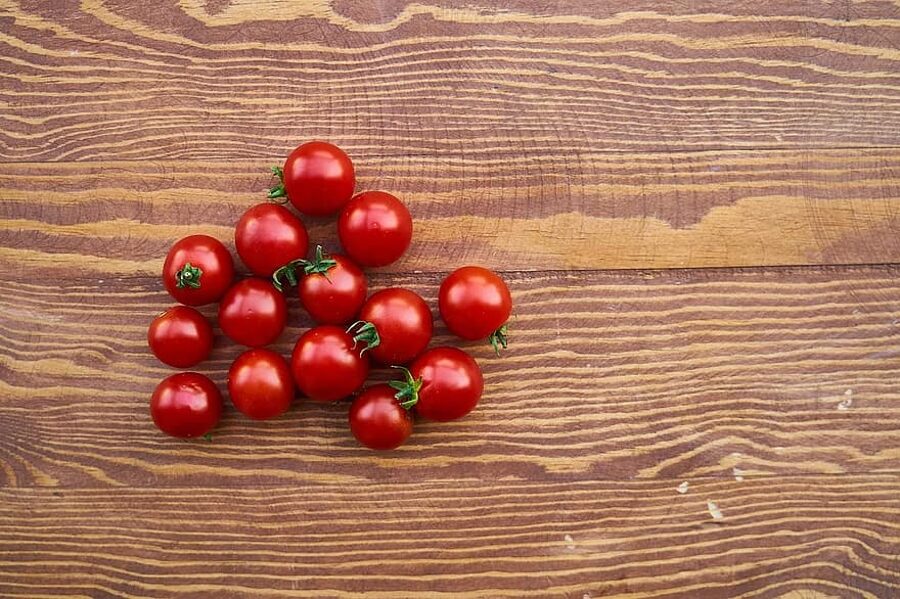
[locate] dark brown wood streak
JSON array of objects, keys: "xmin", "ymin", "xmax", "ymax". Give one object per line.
[{"xmin": 1, "ymin": 0, "xmax": 899, "ymax": 597}]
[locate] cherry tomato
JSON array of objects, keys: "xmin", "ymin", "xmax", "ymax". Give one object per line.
[
  {"xmin": 358, "ymin": 288, "xmax": 432, "ymax": 365},
  {"xmin": 406, "ymin": 347, "xmax": 483, "ymax": 421},
  {"xmin": 291, "ymin": 324, "xmax": 372, "ymax": 402},
  {"xmin": 269, "ymin": 141, "xmax": 355, "ymax": 216},
  {"xmin": 228, "ymin": 348, "xmax": 294, "ymax": 420},
  {"xmin": 148, "ymin": 306, "xmax": 213, "ymax": 368},
  {"xmin": 162, "ymin": 235, "xmax": 234, "ymax": 306},
  {"xmin": 218, "ymin": 279, "xmax": 287, "ymax": 347},
  {"xmin": 338, "ymin": 191, "xmax": 412, "ymax": 267},
  {"xmin": 349, "ymin": 385, "xmax": 413, "ymax": 450},
  {"xmin": 235, "ymin": 203, "xmax": 308, "ymax": 277},
  {"xmin": 439, "ymin": 266, "xmax": 512, "ymax": 353},
  {"xmin": 298, "ymin": 247, "xmax": 367, "ymax": 325},
  {"xmin": 150, "ymin": 372, "xmax": 222, "ymax": 438}
]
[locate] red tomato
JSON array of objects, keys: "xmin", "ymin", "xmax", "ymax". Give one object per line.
[
  {"xmin": 291, "ymin": 325, "xmax": 371, "ymax": 402},
  {"xmin": 349, "ymin": 385, "xmax": 413, "ymax": 450},
  {"xmin": 150, "ymin": 372, "xmax": 222, "ymax": 438},
  {"xmin": 218, "ymin": 279, "xmax": 287, "ymax": 347},
  {"xmin": 298, "ymin": 248, "xmax": 367, "ymax": 325},
  {"xmin": 407, "ymin": 347, "xmax": 483, "ymax": 421},
  {"xmin": 269, "ymin": 141, "xmax": 355, "ymax": 216},
  {"xmin": 338, "ymin": 191, "xmax": 412, "ymax": 267},
  {"xmin": 162, "ymin": 235, "xmax": 234, "ymax": 306},
  {"xmin": 358, "ymin": 288, "xmax": 432, "ymax": 365},
  {"xmin": 439, "ymin": 266, "xmax": 512, "ymax": 353},
  {"xmin": 235, "ymin": 203, "xmax": 308, "ymax": 277},
  {"xmin": 228, "ymin": 348, "xmax": 294, "ymax": 420},
  {"xmin": 148, "ymin": 306, "xmax": 213, "ymax": 368}
]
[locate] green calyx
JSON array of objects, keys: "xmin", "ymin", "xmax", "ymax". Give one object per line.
[
  {"xmin": 346, "ymin": 320, "xmax": 381, "ymax": 357},
  {"xmin": 389, "ymin": 366, "xmax": 423, "ymax": 410},
  {"xmin": 271, "ymin": 246, "xmax": 338, "ymax": 291},
  {"xmin": 267, "ymin": 165, "xmax": 287, "ymax": 201},
  {"xmin": 175, "ymin": 262, "xmax": 202, "ymax": 289},
  {"xmin": 489, "ymin": 323, "xmax": 509, "ymax": 356}
]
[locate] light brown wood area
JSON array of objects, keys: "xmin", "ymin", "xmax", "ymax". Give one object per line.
[{"xmin": 1, "ymin": 1, "xmax": 899, "ymax": 597}]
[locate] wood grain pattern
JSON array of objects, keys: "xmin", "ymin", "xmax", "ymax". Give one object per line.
[
  {"xmin": 2, "ymin": 266, "xmax": 899, "ymax": 488},
  {"xmin": 1, "ymin": 475, "xmax": 898, "ymax": 598},
  {"xmin": 1, "ymin": 1, "xmax": 900, "ymax": 162},
  {"xmin": 3, "ymin": 0, "xmax": 900, "ymax": 596},
  {"xmin": 2, "ymin": 148, "xmax": 900, "ymax": 273}
]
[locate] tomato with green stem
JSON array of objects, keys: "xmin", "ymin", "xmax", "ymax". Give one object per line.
[
  {"xmin": 269, "ymin": 141, "xmax": 355, "ymax": 216},
  {"xmin": 290, "ymin": 246, "xmax": 367, "ymax": 325},
  {"xmin": 358, "ymin": 288, "xmax": 431, "ymax": 365},
  {"xmin": 290, "ymin": 322, "xmax": 379, "ymax": 402},
  {"xmin": 151, "ymin": 372, "xmax": 222, "ymax": 438},
  {"xmin": 439, "ymin": 266, "xmax": 512, "ymax": 354},
  {"xmin": 348, "ymin": 384, "xmax": 414, "ymax": 450},
  {"xmin": 148, "ymin": 305, "xmax": 213, "ymax": 368},
  {"xmin": 392, "ymin": 347, "xmax": 483, "ymax": 422},
  {"xmin": 235, "ymin": 203, "xmax": 308, "ymax": 277},
  {"xmin": 162, "ymin": 235, "xmax": 234, "ymax": 306}
]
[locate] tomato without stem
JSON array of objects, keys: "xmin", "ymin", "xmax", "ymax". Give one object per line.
[
  {"xmin": 348, "ymin": 385, "xmax": 413, "ymax": 450},
  {"xmin": 298, "ymin": 248, "xmax": 367, "ymax": 325},
  {"xmin": 404, "ymin": 347, "xmax": 483, "ymax": 422},
  {"xmin": 218, "ymin": 279, "xmax": 287, "ymax": 347},
  {"xmin": 148, "ymin": 306, "xmax": 213, "ymax": 368},
  {"xmin": 235, "ymin": 203, "xmax": 308, "ymax": 277},
  {"xmin": 162, "ymin": 235, "xmax": 234, "ymax": 306},
  {"xmin": 228, "ymin": 348, "xmax": 294, "ymax": 420},
  {"xmin": 439, "ymin": 266, "xmax": 512, "ymax": 354},
  {"xmin": 338, "ymin": 191, "xmax": 412, "ymax": 267},
  {"xmin": 358, "ymin": 288, "xmax": 432, "ymax": 365},
  {"xmin": 269, "ymin": 141, "xmax": 355, "ymax": 216},
  {"xmin": 150, "ymin": 372, "xmax": 222, "ymax": 438},
  {"xmin": 291, "ymin": 324, "xmax": 375, "ymax": 402}
]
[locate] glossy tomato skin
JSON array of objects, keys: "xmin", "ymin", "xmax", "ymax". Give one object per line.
[
  {"xmin": 299, "ymin": 254, "xmax": 367, "ymax": 325},
  {"xmin": 150, "ymin": 372, "xmax": 222, "ymax": 438},
  {"xmin": 218, "ymin": 279, "xmax": 287, "ymax": 347},
  {"xmin": 147, "ymin": 306, "xmax": 213, "ymax": 368},
  {"xmin": 349, "ymin": 385, "xmax": 412, "ymax": 450},
  {"xmin": 410, "ymin": 347, "xmax": 483, "ymax": 422},
  {"xmin": 162, "ymin": 235, "xmax": 234, "ymax": 306},
  {"xmin": 439, "ymin": 266, "xmax": 512, "ymax": 340},
  {"xmin": 228, "ymin": 348, "xmax": 294, "ymax": 420},
  {"xmin": 235, "ymin": 203, "xmax": 308, "ymax": 277},
  {"xmin": 291, "ymin": 326, "xmax": 368, "ymax": 402},
  {"xmin": 338, "ymin": 191, "xmax": 412, "ymax": 267},
  {"xmin": 282, "ymin": 141, "xmax": 355, "ymax": 216},
  {"xmin": 358, "ymin": 288, "xmax": 432, "ymax": 365}
]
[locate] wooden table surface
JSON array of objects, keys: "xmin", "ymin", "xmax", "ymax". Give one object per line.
[{"xmin": 2, "ymin": 1, "xmax": 900, "ymax": 597}]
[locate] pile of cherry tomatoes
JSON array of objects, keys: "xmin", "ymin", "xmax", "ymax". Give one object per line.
[{"xmin": 148, "ymin": 142, "xmax": 512, "ymax": 450}]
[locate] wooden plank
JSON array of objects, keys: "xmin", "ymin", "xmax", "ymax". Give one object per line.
[
  {"xmin": 0, "ymin": 475, "xmax": 897, "ymax": 597},
  {"xmin": 2, "ymin": 266, "xmax": 899, "ymax": 488},
  {"xmin": 1, "ymin": 2, "xmax": 900, "ymax": 162},
  {"xmin": 1, "ymin": 149, "xmax": 899, "ymax": 273}
]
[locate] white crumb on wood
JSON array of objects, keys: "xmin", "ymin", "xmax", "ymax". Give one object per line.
[
  {"xmin": 564, "ymin": 534, "xmax": 575, "ymax": 550},
  {"xmin": 733, "ymin": 467, "xmax": 745, "ymax": 482},
  {"xmin": 676, "ymin": 481, "xmax": 689, "ymax": 494},
  {"xmin": 707, "ymin": 500, "xmax": 724, "ymax": 520}
]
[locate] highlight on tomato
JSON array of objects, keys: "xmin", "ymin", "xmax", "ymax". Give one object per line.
[
  {"xmin": 439, "ymin": 266, "xmax": 512, "ymax": 354},
  {"xmin": 162, "ymin": 234, "xmax": 234, "ymax": 306}
]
